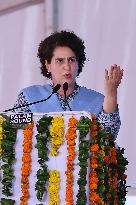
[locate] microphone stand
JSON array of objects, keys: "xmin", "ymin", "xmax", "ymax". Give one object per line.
[{"xmin": 3, "ymin": 84, "xmax": 61, "ymax": 112}]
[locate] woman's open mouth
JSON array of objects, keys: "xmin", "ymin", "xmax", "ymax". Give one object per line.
[{"xmin": 64, "ymin": 74, "xmax": 72, "ymax": 79}]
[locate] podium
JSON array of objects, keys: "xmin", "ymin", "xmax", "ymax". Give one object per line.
[{"xmin": 0, "ymin": 111, "xmax": 128, "ymax": 205}]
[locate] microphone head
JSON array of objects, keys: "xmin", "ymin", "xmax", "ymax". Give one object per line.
[
  {"xmin": 52, "ymin": 84, "xmax": 61, "ymax": 93},
  {"xmin": 63, "ymin": 82, "xmax": 68, "ymax": 92}
]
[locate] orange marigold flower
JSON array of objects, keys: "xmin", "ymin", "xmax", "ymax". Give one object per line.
[
  {"xmin": 89, "ymin": 171, "xmax": 97, "ymax": 178},
  {"xmin": 90, "ymin": 131, "xmax": 98, "ymax": 137},
  {"xmin": 68, "ymin": 116, "xmax": 78, "ymax": 127},
  {"xmin": 90, "ymin": 125, "xmax": 97, "ymax": 131},
  {"xmin": 111, "ymin": 156, "xmax": 117, "ymax": 164},
  {"xmin": 89, "ymin": 191, "xmax": 100, "ymax": 201},
  {"xmin": 90, "ymin": 144, "xmax": 99, "ymax": 152},
  {"xmin": 111, "ymin": 147, "xmax": 117, "ymax": 155},
  {"xmin": 91, "ymin": 114, "xmax": 96, "ymax": 120},
  {"xmin": 90, "ymin": 163, "xmax": 98, "ymax": 169},
  {"xmin": 90, "ymin": 155, "xmax": 98, "ymax": 161},
  {"xmin": 90, "ymin": 183, "xmax": 98, "ymax": 189},
  {"xmin": 104, "ymin": 156, "xmax": 110, "ymax": 164},
  {"xmin": 65, "ymin": 116, "xmax": 77, "ymax": 204},
  {"xmin": 67, "ymin": 155, "xmax": 74, "ymax": 161},
  {"xmin": 90, "ymin": 177, "xmax": 99, "ymax": 184}
]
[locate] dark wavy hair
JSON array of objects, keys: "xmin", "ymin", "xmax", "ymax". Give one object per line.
[{"xmin": 37, "ymin": 30, "xmax": 86, "ymax": 79}]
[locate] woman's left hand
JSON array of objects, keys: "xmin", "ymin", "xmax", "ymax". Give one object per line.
[
  {"xmin": 103, "ymin": 64, "xmax": 124, "ymax": 113},
  {"xmin": 104, "ymin": 64, "xmax": 124, "ymax": 97}
]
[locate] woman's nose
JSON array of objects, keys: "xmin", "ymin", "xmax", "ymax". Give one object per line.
[{"xmin": 64, "ymin": 60, "xmax": 71, "ymax": 70}]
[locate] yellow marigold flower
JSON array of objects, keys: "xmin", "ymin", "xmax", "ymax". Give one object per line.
[
  {"xmin": 0, "ymin": 116, "xmax": 4, "ymax": 125},
  {"xmin": 0, "ymin": 127, "xmax": 3, "ymax": 134},
  {"xmin": 48, "ymin": 170, "xmax": 60, "ymax": 205},
  {"xmin": 50, "ymin": 116, "xmax": 64, "ymax": 156},
  {"xmin": 0, "ymin": 134, "xmax": 3, "ymax": 140}
]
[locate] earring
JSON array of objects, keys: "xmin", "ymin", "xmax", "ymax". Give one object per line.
[{"xmin": 46, "ymin": 70, "xmax": 51, "ymax": 77}]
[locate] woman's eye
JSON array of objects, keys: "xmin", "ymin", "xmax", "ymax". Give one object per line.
[
  {"xmin": 69, "ymin": 57, "xmax": 76, "ymax": 63},
  {"xmin": 56, "ymin": 59, "xmax": 63, "ymax": 63}
]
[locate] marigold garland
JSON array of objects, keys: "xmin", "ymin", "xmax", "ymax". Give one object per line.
[
  {"xmin": 89, "ymin": 116, "xmax": 104, "ymax": 204},
  {"xmin": 0, "ymin": 113, "xmax": 129, "ymax": 205},
  {"xmin": 65, "ymin": 116, "xmax": 78, "ymax": 205},
  {"xmin": 20, "ymin": 121, "xmax": 34, "ymax": 205},
  {"xmin": 48, "ymin": 170, "xmax": 60, "ymax": 205},
  {"xmin": 89, "ymin": 114, "xmax": 129, "ymax": 205},
  {"xmin": 49, "ymin": 116, "xmax": 64, "ymax": 156},
  {"xmin": 104, "ymin": 147, "xmax": 118, "ymax": 204}
]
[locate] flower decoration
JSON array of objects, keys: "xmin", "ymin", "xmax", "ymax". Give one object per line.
[
  {"xmin": 49, "ymin": 116, "xmax": 64, "ymax": 156},
  {"xmin": 65, "ymin": 116, "xmax": 78, "ymax": 205},
  {"xmin": 48, "ymin": 170, "xmax": 60, "ymax": 205},
  {"xmin": 20, "ymin": 121, "xmax": 34, "ymax": 204},
  {"xmin": 0, "ymin": 113, "xmax": 129, "ymax": 205},
  {"xmin": 89, "ymin": 114, "xmax": 129, "ymax": 205}
]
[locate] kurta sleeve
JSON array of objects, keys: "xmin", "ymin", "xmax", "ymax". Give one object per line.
[
  {"xmin": 97, "ymin": 107, "xmax": 121, "ymax": 138},
  {"xmin": 13, "ymin": 92, "xmax": 31, "ymax": 112}
]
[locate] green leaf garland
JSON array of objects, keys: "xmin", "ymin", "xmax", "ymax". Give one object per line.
[
  {"xmin": 35, "ymin": 116, "xmax": 52, "ymax": 201},
  {"xmin": 0, "ymin": 198, "xmax": 15, "ymax": 205},
  {"xmin": 1, "ymin": 116, "xmax": 17, "ymax": 197},
  {"xmin": 76, "ymin": 116, "xmax": 91, "ymax": 205}
]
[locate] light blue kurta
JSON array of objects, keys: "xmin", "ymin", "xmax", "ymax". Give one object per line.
[
  {"xmin": 14, "ymin": 84, "xmax": 121, "ymax": 137},
  {"xmin": 21, "ymin": 84, "xmax": 104, "ymax": 115}
]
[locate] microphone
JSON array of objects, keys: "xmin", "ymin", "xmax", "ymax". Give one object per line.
[
  {"xmin": 52, "ymin": 84, "xmax": 61, "ymax": 93},
  {"xmin": 63, "ymin": 82, "xmax": 68, "ymax": 96},
  {"xmin": 63, "ymin": 82, "xmax": 72, "ymax": 111},
  {"xmin": 3, "ymin": 84, "xmax": 61, "ymax": 112}
]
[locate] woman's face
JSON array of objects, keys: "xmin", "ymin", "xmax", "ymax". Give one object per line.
[{"xmin": 45, "ymin": 46, "xmax": 78, "ymax": 88}]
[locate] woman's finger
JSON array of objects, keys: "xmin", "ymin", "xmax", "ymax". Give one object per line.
[
  {"xmin": 105, "ymin": 69, "xmax": 109, "ymax": 80},
  {"xmin": 108, "ymin": 66, "xmax": 114, "ymax": 79}
]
